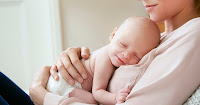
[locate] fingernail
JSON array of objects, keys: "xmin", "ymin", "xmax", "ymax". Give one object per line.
[
  {"xmin": 82, "ymin": 74, "xmax": 87, "ymax": 79},
  {"xmin": 82, "ymin": 53, "xmax": 88, "ymax": 58},
  {"xmin": 78, "ymin": 78, "xmax": 83, "ymax": 83},
  {"xmin": 55, "ymin": 76, "xmax": 58, "ymax": 80},
  {"xmin": 69, "ymin": 80, "xmax": 74, "ymax": 86}
]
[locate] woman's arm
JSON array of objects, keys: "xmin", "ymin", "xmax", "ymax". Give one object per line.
[
  {"xmin": 29, "ymin": 66, "xmax": 51, "ymax": 105},
  {"xmin": 29, "ymin": 66, "xmax": 91, "ymax": 105}
]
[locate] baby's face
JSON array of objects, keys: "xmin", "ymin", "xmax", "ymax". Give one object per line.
[{"xmin": 108, "ymin": 21, "xmax": 159, "ymax": 67}]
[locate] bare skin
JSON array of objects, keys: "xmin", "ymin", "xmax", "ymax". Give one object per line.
[
  {"xmin": 50, "ymin": 47, "xmax": 90, "ymax": 85},
  {"xmin": 46, "ymin": 17, "xmax": 160, "ymax": 105},
  {"xmin": 29, "ymin": 0, "xmax": 200, "ymax": 104},
  {"xmin": 51, "ymin": 1, "xmax": 200, "ymax": 85}
]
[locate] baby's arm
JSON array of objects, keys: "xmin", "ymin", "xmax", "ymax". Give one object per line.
[{"xmin": 92, "ymin": 46, "xmax": 117, "ymax": 105}]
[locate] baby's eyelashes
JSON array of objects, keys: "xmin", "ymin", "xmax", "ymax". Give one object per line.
[
  {"xmin": 117, "ymin": 39, "xmax": 126, "ymax": 48},
  {"xmin": 119, "ymin": 42, "xmax": 126, "ymax": 47}
]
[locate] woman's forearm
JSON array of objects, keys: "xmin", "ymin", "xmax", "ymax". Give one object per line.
[
  {"xmin": 29, "ymin": 82, "xmax": 48, "ymax": 105},
  {"xmin": 29, "ymin": 66, "xmax": 51, "ymax": 105}
]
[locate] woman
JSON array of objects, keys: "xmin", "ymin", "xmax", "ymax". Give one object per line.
[{"xmin": 4, "ymin": 0, "xmax": 200, "ymax": 104}]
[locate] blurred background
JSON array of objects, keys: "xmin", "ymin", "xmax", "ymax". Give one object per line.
[{"xmin": 0, "ymin": 0, "xmax": 158, "ymax": 92}]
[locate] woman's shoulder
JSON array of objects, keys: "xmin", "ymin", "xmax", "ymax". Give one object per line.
[
  {"xmin": 177, "ymin": 17, "xmax": 200, "ymax": 40},
  {"xmin": 183, "ymin": 17, "xmax": 200, "ymax": 33},
  {"xmin": 178, "ymin": 17, "xmax": 200, "ymax": 35},
  {"xmin": 156, "ymin": 17, "xmax": 200, "ymax": 56},
  {"xmin": 166, "ymin": 17, "xmax": 200, "ymax": 35}
]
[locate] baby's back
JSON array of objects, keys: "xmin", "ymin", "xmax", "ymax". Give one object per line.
[
  {"xmin": 80, "ymin": 46, "xmax": 108, "ymax": 91},
  {"xmin": 79, "ymin": 55, "xmax": 95, "ymax": 92}
]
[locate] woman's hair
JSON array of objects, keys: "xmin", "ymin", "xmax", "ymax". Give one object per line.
[{"xmin": 194, "ymin": 0, "xmax": 200, "ymax": 14}]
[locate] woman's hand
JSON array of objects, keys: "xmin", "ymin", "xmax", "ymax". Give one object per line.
[
  {"xmin": 50, "ymin": 47, "xmax": 90, "ymax": 86},
  {"xmin": 29, "ymin": 66, "xmax": 51, "ymax": 105}
]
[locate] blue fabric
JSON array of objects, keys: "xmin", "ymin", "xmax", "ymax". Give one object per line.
[
  {"xmin": 0, "ymin": 72, "xmax": 34, "ymax": 105},
  {"xmin": 0, "ymin": 95, "xmax": 9, "ymax": 105}
]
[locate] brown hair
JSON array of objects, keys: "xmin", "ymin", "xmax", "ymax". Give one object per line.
[{"xmin": 194, "ymin": 0, "xmax": 200, "ymax": 14}]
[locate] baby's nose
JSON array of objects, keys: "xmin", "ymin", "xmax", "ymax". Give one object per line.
[{"xmin": 122, "ymin": 52, "xmax": 131, "ymax": 59}]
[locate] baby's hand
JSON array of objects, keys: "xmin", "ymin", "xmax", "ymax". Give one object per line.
[{"xmin": 116, "ymin": 86, "xmax": 131, "ymax": 104}]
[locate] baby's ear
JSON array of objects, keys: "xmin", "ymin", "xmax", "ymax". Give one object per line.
[{"xmin": 109, "ymin": 27, "xmax": 118, "ymax": 42}]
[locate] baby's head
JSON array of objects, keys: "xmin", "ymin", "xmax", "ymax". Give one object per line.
[{"xmin": 108, "ymin": 16, "xmax": 160, "ymax": 67}]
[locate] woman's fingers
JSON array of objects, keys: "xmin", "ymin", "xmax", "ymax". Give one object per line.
[
  {"xmin": 61, "ymin": 55, "xmax": 84, "ymax": 83},
  {"xmin": 34, "ymin": 66, "xmax": 51, "ymax": 83},
  {"xmin": 81, "ymin": 47, "xmax": 90, "ymax": 59},
  {"xmin": 50, "ymin": 65, "xmax": 58, "ymax": 81},
  {"xmin": 30, "ymin": 65, "xmax": 51, "ymax": 89},
  {"xmin": 59, "ymin": 48, "xmax": 84, "ymax": 83},
  {"xmin": 68, "ymin": 48, "xmax": 88, "ymax": 80},
  {"xmin": 56, "ymin": 59, "xmax": 75, "ymax": 86},
  {"xmin": 55, "ymin": 47, "xmax": 90, "ymax": 85}
]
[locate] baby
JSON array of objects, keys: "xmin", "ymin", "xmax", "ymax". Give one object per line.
[{"xmin": 46, "ymin": 16, "xmax": 160, "ymax": 104}]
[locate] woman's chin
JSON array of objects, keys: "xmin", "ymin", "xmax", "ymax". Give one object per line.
[{"xmin": 149, "ymin": 14, "xmax": 166, "ymax": 23}]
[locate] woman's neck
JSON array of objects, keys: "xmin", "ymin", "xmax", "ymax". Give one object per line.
[{"xmin": 164, "ymin": 5, "xmax": 199, "ymax": 34}]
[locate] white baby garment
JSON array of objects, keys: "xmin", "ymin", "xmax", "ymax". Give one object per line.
[{"xmin": 46, "ymin": 72, "xmax": 82, "ymax": 97}]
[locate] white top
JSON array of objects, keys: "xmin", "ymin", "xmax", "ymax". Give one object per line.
[{"xmin": 44, "ymin": 17, "xmax": 200, "ymax": 105}]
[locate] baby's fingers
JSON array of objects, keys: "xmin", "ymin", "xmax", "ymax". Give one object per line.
[
  {"xmin": 120, "ymin": 87, "xmax": 131, "ymax": 93},
  {"xmin": 120, "ymin": 93, "xmax": 129, "ymax": 97},
  {"xmin": 117, "ymin": 96, "xmax": 126, "ymax": 104}
]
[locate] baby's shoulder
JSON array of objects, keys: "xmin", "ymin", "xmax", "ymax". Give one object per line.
[
  {"xmin": 84, "ymin": 45, "xmax": 110, "ymax": 72},
  {"xmin": 93, "ymin": 45, "xmax": 113, "ymax": 64},
  {"xmin": 91, "ymin": 45, "xmax": 109, "ymax": 57}
]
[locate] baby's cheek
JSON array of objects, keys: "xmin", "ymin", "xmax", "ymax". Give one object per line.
[{"xmin": 128, "ymin": 59, "xmax": 138, "ymax": 65}]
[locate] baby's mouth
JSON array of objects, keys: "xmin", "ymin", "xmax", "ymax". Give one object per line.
[{"xmin": 116, "ymin": 56, "xmax": 125, "ymax": 65}]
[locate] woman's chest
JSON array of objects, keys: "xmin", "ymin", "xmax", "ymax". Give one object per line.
[
  {"xmin": 107, "ymin": 65, "xmax": 144, "ymax": 93},
  {"xmin": 107, "ymin": 49, "xmax": 157, "ymax": 93}
]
